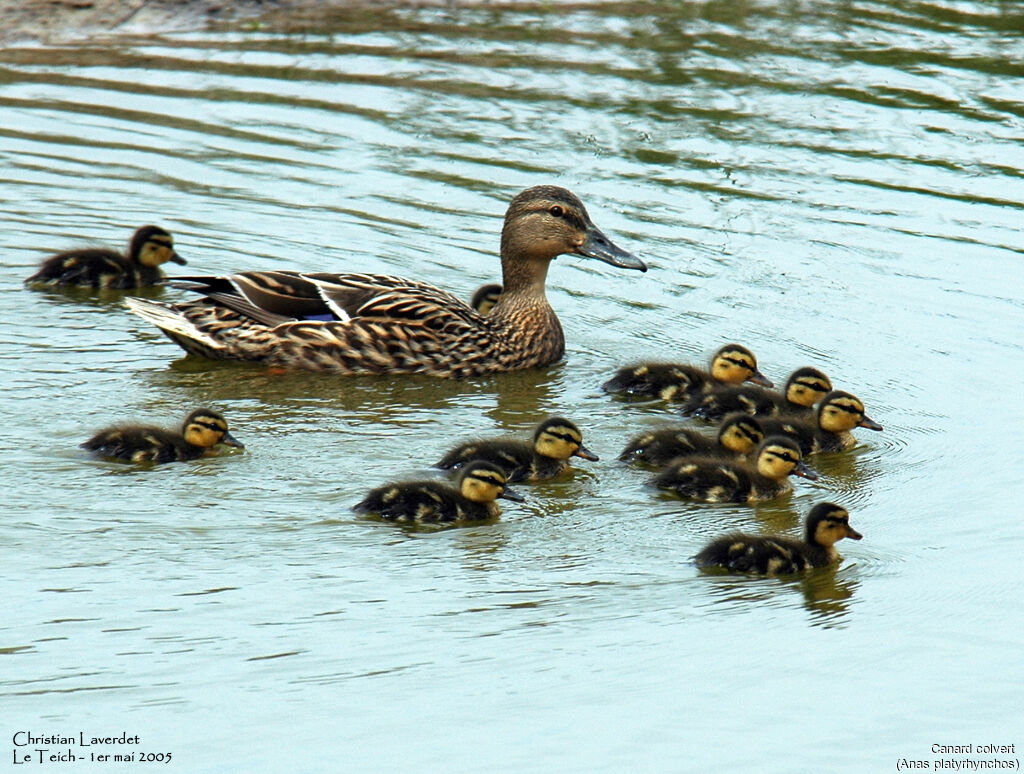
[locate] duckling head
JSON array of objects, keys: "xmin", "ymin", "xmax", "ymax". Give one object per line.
[
  {"xmin": 458, "ymin": 461, "xmax": 525, "ymax": 503},
  {"xmin": 709, "ymin": 344, "xmax": 773, "ymax": 387},
  {"xmin": 754, "ymin": 435, "xmax": 818, "ymax": 481},
  {"xmin": 784, "ymin": 367, "xmax": 832, "ymax": 408},
  {"xmin": 532, "ymin": 416, "xmax": 599, "ymax": 462},
  {"xmin": 470, "ymin": 284, "xmax": 503, "ymax": 315},
  {"xmin": 817, "ymin": 390, "xmax": 883, "ymax": 433},
  {"xmin": 717, "ymin": 413, "xmax": 765, "ymax": 455},
  {"xmin": 181, "ymin": 408, "xmax": 243, "ymax": 449},
  {"xmin": 499, "ymin": 186, "xmax": 646, "ymax": 275},
  {"xmin": 131, "ymin": 225, "xmax": 186, "ymax": 269},
  {"xmin": 806, "ymin": 502, "xmax": 863, "ymax": 547}
]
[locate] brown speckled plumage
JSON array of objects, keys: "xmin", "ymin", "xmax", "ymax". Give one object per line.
[{"xmin": 126, "ymin": 187, "xmax": 645, "ymax": 376}]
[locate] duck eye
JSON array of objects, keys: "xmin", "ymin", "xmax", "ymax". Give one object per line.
[{"xmin": 548, "ymin": 205, "xmax": 564, "ymax": 217}]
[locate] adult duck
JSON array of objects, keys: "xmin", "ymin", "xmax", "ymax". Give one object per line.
[{"xmin": 126, "ymin": 186, "xmax": 646, "ymax": 377}]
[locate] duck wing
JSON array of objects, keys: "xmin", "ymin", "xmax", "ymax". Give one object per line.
[
  {"xmin": 169, "ymin": 271, "xmax": 478, "ymax": 328},
  {"xmin": 136, "ymin": 270, "xmax": 494, "ymax": 375},
  {"xmin": 303, "ymin": 273, "xmax": 478, "ymax": 329},
  {"xmin": 170, "ymin": 271, "xmax": 328, "ymax": 321}
]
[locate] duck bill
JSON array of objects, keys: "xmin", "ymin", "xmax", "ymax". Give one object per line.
[
  {"xmin": 171, "ymin": 251, "xmax": 188, "ymax": 265},
  {"xmin": 576, "ymin": 226, "xmax": 647, "ymax": 272},
  {"xmin": 499, "ymin": 485, "xmax": 526, "ymax": 503},
  {"xmin": 220, "ymin": 432, "xmax": 245, "ymax": 449},
  {"xmin": 573, "ymin": 444, "xmax": 600, "ymax": 462},
  {"xmin": 845, "ymin": 526, "xmax": 864, "ymax": 540},
  {"xmin": 748, "ymin": 369, "xmax": 774, "ymax": 388},
  {"xmin": 859, "ymin": 415, "xmax": 883, "ymax": 431},
  {"xmin": 793, "ymin": 460, "xmax": 818, "ymax": 481}
]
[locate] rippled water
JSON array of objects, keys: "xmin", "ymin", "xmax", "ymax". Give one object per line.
[{"xmin": 2, "ymin": 1, "xmax": 1023, "ymax": 771}]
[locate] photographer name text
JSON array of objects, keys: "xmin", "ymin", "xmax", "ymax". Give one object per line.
[{"xmin": 11, "ymin": 731, "xmax": 171, "ymax": 765}]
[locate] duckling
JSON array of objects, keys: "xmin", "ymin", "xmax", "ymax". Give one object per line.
[
  {"xmin": 352, "ymin": 460, "xmax": 524, "ymax": 524},
  {"xmin": 695, "ymin": 502, "xmax": 863, "ymax": 574},
  {"xmin": 125, "ymin": 186, "xmax": 646, "ymax": 377},
  {"xmin": 26, "ymin": 225, "xmax": 186, "ymax": 289},
  {"xmin": 470, "ymin": 284, "xmax": 503, "ymax": 315},
  {"xmin": 435, "ymin": 416, "xmax": 598, "ymax": 482},
  {"xmin": 758, "ymin": 390, "xmax": 883, "ymax": 455},
  {"xmin": 602, "ymin": 344, "xmax": 772, "ymax": 402},
  {"xmin": 685, "ymin": 366, "xmax": 833, "ymax": 421},
  {"xmin": 618, "ymin": 413, "xmax": 764, "ymax": 467},
  {"xmin": 649, "ymin": 435, "xmax": 817, "ymax": 503},
  {"xmin": 81, "ymin": 408, "xmax": 243, "ymax": 463}
]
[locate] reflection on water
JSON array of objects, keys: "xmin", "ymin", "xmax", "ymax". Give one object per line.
[
  {"xmin": 2, "ymin": 0, "xmax": 1023, "ymax": 770},
  {"xmin": 698, "ymin": 562, "xmax": 860, "ymax": 629}
]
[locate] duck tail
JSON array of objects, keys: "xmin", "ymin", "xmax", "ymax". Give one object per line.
[{"xmin": 125, "ymin": 297, "xmax": 229, "ymax": 358}]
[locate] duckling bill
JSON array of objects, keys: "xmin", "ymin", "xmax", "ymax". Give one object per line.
[
  {"xmin": 758, "ymin": 389, "xmax": 882, "ymax": 455},
  {"xmin": 26, "ymin": 225, "xmax": 185, "ymax": 289},
  {"xmin": 81, "ymin": 408, "xmax": 242, "ymax": 464},
  {"xmin": 126, "ymin": 186, "xmax": 646, "ymax": 377},
  {"xmin": 353, "ymin": 461, "xmax": 524, "ymax": 524},
  {"xmin": 695, "ymin": 502, "xmax": 862, "ymax": 574},
  {"xmin": 435, "ymin": 417, "xmax": 597, "ymax": 482}
]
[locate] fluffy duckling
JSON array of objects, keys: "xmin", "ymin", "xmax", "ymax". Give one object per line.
[
  {"xmin": 81, "ymin": 408, "xmax": 242, "ymax": 463},
  {"xmin": 695, "ymin": 502, "xmax": 863, "ymax": 574},
  {"xmin": 470, "ymin": 284, "xmax": 503, "ymax": 315},
  {"xmin": 618, "ymin": 413, "xmax": 765, "ymax": 467},
  {"xmin": 26, "ymin": 225, "xmax": 186, "ymax": 289},
  {"xmin": 435, "ymin": 416, "xmax": 598, "ymax": 482},
  {"xmin": 758, "ymin": 390, "xmax": 883, "ymax": 455},
  {"xmin": 602, "ymin": 344, "xmax": 772, "ymax": 402},
  {"xmin": 649, "ymin": 435, "xmax": 817, "ymax": 503},
  {"xmin": 352, "ymin": 460, "xmax": 524, "ymax": 524},
  {"xmin": 684, "ymin": 366, "xmax": 832, "ymax": 421}
]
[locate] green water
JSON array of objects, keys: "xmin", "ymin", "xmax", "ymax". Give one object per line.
[{"xmin": 1, "ymin": 1, "xmax": 1022, "ymax": 771}]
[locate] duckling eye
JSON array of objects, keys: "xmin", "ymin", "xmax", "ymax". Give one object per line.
[{"xmin": 548, "ymin": 205, "xmax": 564, "ymax": 218}]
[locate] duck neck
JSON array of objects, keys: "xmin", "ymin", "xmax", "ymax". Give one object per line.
[
  {"xmin": 500, "ymin": 250, "xmax": 552, "ymax": 299},
  {"xmin": 488, "ymin": 251, "xmax": 564, "ymax": 366}
]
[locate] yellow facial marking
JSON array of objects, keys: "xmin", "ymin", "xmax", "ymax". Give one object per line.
[
  {"xmin": 138, "ymin": 237, "xmax": 176, "ymax": 268},
  {"xmin": 819, "ymin": 395, "xmax": 866, "ymax": 433},
  {"xmin": 183, "ymin": 415, "xmax": 228, "ymax": 448},
  {"xmin": 710, "ymin": 348, "xmax": 758, "ymax": 384},
  {"xmin": 719, "ymin": 419, "xmax": 763, "ymax": 454},
  {"xmin": 461, "ymin": 469, "xmax": 507, "ymax": 503},
  {"xmin": 756, "ymin": 444, "xmax": 800, "ymax": 479},
  {"xmin": 535, "ymin": 424, "xmax": 583, "ymax": 460}
]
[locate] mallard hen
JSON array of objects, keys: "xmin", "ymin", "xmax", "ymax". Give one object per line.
[{"xmin": 126, "ymin": 187, "xmax": 645, "ymax": 377}]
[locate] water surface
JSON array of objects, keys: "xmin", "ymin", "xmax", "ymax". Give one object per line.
[{"xmin": 1, "ymin": 1, "xmax": 1022, "ymax": 771}]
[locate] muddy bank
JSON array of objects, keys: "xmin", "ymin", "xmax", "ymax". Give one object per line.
[{"xmin": 0, "ymin": 0, "xmax": 421, "ymax": 44}]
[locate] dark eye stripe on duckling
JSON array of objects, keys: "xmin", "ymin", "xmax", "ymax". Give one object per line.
[
  {"xmin": 723, "ymin": 356, "xmax": 754, "ymax": 368},
  {"xmin": 468, "ymin": 470, "xmax": 506, "ymax": 487},
  {"xmin": 828, "ymin": 399, "xmax": 865, "ymax": 414},
  {"xmin": 766, "ymin": 448, "xmax": 799, "ymax": 464},
  {"xmin": 734, "ymin": 423, "xmax": 762, "ymax": 443},
  {"xmin": 545, "ymin": 429, "xmax": 582, "ymax": 444},
  {"xmin": 795, "ymin": 377, "xmax": 830, "ymax": 391},
  {"xmin": 191, "ymin": 419, "xmax": 227, "ymax": 431}
]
